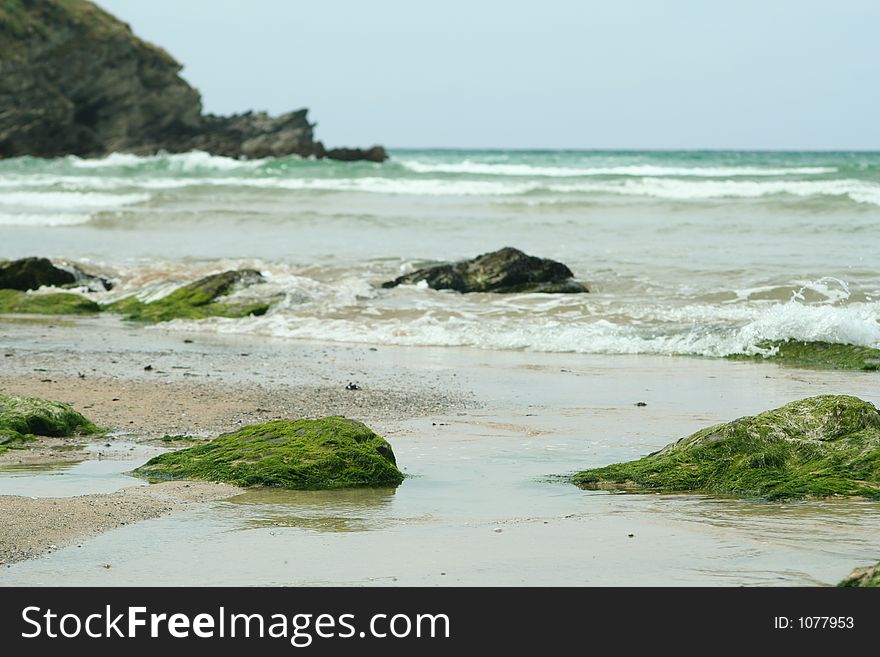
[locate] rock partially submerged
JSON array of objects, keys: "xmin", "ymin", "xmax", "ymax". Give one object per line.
[
  {"xmin": 0, "ymin": 257, "xmax": 114, "ymax": 292},
  {"xmin": 0, "ymin": 0, "xmax": 385, "ymax": 161},
  {"xmin": 382, "ymin": 247, "xmax": 589, "ymax": 294},
  {"xmin": 322, "ymin": 146, "xmax": 389, "ymax": 162},
  {"xmin": 572, "ymin": 395, "xmax": 880, "ymax": 500},
  {"xmin": 106, "ymin": 269, "xmax": 272, "ymax": 322},
  {"xmin": 133, "ymin": 417, "xmax": 404, "ymax": 489},
  {"xmin": 0, "ymin": 266, "xmax": 273, "ymax": 320},
  {"xmin": 729, "ymin": 340, "xmax": 880, "ymax": 371},
  {"xmin": 0, "ymin": 257, "xmax": 74, "ymax": 290},
  {"xmin": 838, "ymin": 562, "xmax": 880, "ymax": 587},
  {"xmin": 0, "ymin": 394, "xmax": 98, "ymax": 448}
]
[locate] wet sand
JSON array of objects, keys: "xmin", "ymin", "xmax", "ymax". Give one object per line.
[
  {"xmin": 0, "ymin": 315, "xmax": 472, "ymax": 565},
  {"xmin": 1, "ymin": 316, "xmax": 879, "ymax": 584},
  {"xmin": 0, "ymin": 481, "xmax": 239, "ymax": 565}
]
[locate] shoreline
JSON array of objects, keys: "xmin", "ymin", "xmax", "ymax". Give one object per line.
[
  {"xmin": 0, "ymin": 481, "xmax": 240, "ymax": 565},
  {"xmin": 1, "ymin": 316, "xmax": 879, "ymax": 584},
  {"xmin": 1, "ymin": 316, "xmax": 476, "ymax": 566}
]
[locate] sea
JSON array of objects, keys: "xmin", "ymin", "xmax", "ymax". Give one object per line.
[{"xmin": 1, "ymin": 149, "xmax": 878, "ymax": 358}]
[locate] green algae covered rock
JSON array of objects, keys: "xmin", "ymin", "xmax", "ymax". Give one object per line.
[
  {"xmin": 838, "ymin": 562, "xmax": 880, "ymax": 587},
  {"xmin": 572, "ymin": 395, "xmax": 880, "ymax": 500},
  {"xmin": 728, "ymin": 340, "xmax": 880, "ymax": 371},
  {"xmin": 105, "ymin": 269, "xmax": 272, "ymax": 322},
  {"xmin": 0, "ymin": 394, "xmax": 99, "ymax": 449},
  {"xmin": 0, "ymin": 289, "xmax": 101, "ymax": 315},
  {"xmin": 133, "ymin": 417, "xmax": 405, "ymax": 489}
]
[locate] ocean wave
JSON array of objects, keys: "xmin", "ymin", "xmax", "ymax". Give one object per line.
[
  {"xmin": 1, "ymin": 174, "xmax": 877, "ymax": 205},
  {"xmin": 0, "ymin": 190, "xmax": 149, "ymax": 210},
  {"xmin": 64, "ymin": 150, "xmax": 269, "ymax": 172},
  {"xmin": 158, "ymin": 296, "xmax": 880, "ymax": 359},
  {"xmin": 400, "ymin": 160, "xmax": 838, "ymax": 178},
  {"xmin": 602, "ymin": 178, "xmax": 880, "ymax": 205},
  {"xmin": 0, "ymin": 212, "xmax": 93, "ymax": 226}
]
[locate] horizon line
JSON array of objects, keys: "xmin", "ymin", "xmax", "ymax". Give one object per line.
[{"xmin": 382, "ymin": 146, "xmax": 880, "ymax": 153}]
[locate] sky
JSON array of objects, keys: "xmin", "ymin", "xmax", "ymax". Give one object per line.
[{"xmin": 98, "ymin": 0, "xmax": 880, "ymax": 150}]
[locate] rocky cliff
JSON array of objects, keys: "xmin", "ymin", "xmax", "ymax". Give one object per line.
[{"xmin": 0, "ymin": 0, "xmax": 386, "ymax": 161}]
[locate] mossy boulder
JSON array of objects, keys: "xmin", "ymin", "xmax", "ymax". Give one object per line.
[
  {"xmin": 382, "ymin": 247, "xmax": 589, "ymax": 294},
  {"xmin": 132, "ymin": 417, "xmax": 405, "ymax": 489},
  {"xmin": 572, "ymin": 395, "xmax": 880, "ymax": 500},
  {"xmin": 728, "ymin": 340, "xmax": 880, "ymax": 371},
  {"xmin": 0, "ymin": 394, "xmax": 99, "ymax": 450},
  {"xmin": 838, "ymin": 562, "xmax": 880, "ymax": 587},
  {"xmin": 105, "ymin": 269, "xmax": 272, "ymax": 322},
  {"xmin": 0, "ymin": 289, "xmax": 101, "ymax": 315}
]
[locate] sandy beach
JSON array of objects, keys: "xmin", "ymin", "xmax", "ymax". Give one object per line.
[
  {"xmin": 0, "ymin": 481, "xmax": 238, "ymax": 565},
  {"xmin": 0, "ymin": 314, "xmax": 472, "ymax": 565},
  {"xmin": 2, "ymin": 314, "xmax": 878, "ymax": 585}
]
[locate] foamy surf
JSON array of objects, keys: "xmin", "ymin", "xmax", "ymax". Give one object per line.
[
  {"xmin": 160, "ymin": 297, "xmax": 880, "ymax": 358},
  {"xmin": 64, "ymin": 150, "xmax": 270, "ymax": 173},
  {"xmin": 113, "ymin": 259, "xmax": 879, "ymax": 359},
  {"xmin": 0, "ymin": 212, "xmax": 93, "ymax": 227},
  {"xmin": 2, "ymin": 175, "xmax": 878, "ymax": 206},
  {"xmin": 400, "ymin": 160, "xmax": 838, "ymax": 178},
  {"xmin": 0, "ymin": 190, "xmax": 149, "ymax": 209}
]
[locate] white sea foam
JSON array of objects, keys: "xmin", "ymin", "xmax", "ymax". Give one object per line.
[
  {"xmin": 66, "ymin": 150, "xmax": 267, "ymax": 172},
  {"xmin": 2, "ymin": 174, "xmax": 876, "ymax": 205},
  {"xmin": 598, "ymin": 178, "xmax": 880, "ymax": 204},
  {"xmin": 0, "ymin": 190, "xmax": 149, "ymax": 209},
  {"xmin": 400, "ymin": 160, "xmax": 838, "ymax": 177},
  {"xmin": 0, "ymin": 212, "xmax": 93, "ymax": 226},
  {"xmin": 159, "ymin": 294, "xmax": 880, "ymax": 359}
]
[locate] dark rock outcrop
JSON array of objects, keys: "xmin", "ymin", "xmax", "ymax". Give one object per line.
[
  {"xmin": 0, "ymin": 257, "xmax": 75, "ymax": 290},
  {"xmin": 382, "ymin": 247, "xmax": 589, "ymax": 294},
  {"xmin": 322, "ymin": 146, "xmax": 389, "ymax": 162},
  {"xmin": 0, "ymin": 0, "xmax": 385, "ymax": 162},
  {"xmin": 0, "ymin": 257, "xmax": 114, "ymax": 292}
]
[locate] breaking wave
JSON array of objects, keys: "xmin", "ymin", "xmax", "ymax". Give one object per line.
[{"xmin": 400, "ymin": 160, "xmax": 838, "ymax": 178}]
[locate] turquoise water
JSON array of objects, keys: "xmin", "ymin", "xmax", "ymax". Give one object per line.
[{"xmin": 0, "ymin": 149, "xmax": 878, "ymax": 356}]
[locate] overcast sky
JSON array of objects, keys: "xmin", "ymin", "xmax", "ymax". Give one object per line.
[{"xmin": 98, "ymin": 0, "xmax": 879, "ymax": 150}]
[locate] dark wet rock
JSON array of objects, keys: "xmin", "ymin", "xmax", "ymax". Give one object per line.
[
  {"xmin": 106, "ymin": 269, "xmax": 272, "ymax": 322},
  {"xmin": 838, "ymin": 562, "xmax": 880, "ymax": 587},
  {"xmin": 0, "ymin": 257, "xmax": 75, "ymax": 290},
  {"xmin": 382, "ymin": 247, "xmax": 589, "ymax": 294},
  {"xmin": 0, "ymin": 0, "xmax": 385, "ymax": 162},
  {"xmin": 0, "ymin": 257, "xmax": 117, "ymax": 293},
  {"xmin": 572, "ymin": 395, "xmax": 880, "ymax": 500},
  {"xmin": 133, "ymin": 416, "xmax": 404, "ymax": 489},
  {"xmin": 321, "ymin": 146, "xmax": 388, "ymax": 163}
]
